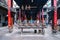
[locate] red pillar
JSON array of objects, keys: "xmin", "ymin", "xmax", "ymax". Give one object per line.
[
  {"xmin": 8, "ymin": 0, "xmax": 12, "ymax": 29},
  {"xmin": 19, "ymin": 9, "xmax": 21, "ymax": 20},
  {"xmin": 36, "ymin": 13, "xmax": 40, "ymax": 26},
  {"xmin": 37, "ymin": 11, "xmax": 40, "ymax": 21},
  {"xmin": 36, "ymin": 12, "xmax": 40, "ymax": 23},
  {"xmin": 42, "ymin": 9, "xmax": 44, "ymax": 25},
  {"xmin": 18, "ymin": 9, "xmax": 22, "ymax": 25},
  {"xmin": 24, "ymin": 14, "xmax": 27, "ymax": 20},
  {"xmin": 53, "ymin": 0, "xmax": 57, "ymax": 30}
]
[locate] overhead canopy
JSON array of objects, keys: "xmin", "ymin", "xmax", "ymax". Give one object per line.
[
  {"xmin": 14, "ymin": 0, "xmax": 48, "ymax": 20},
  {"xmin": 14, "ymin": 0, "xmax": 48, "ymax": 10}
]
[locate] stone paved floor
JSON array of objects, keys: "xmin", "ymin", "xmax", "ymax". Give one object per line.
[{"xmin": 0, "ymin": 25, "xmax": 60, "ymax": 40}]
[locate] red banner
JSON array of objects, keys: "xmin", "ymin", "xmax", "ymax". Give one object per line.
[{"xmin": 53, "ymin": 0, "xmax": 57, "ymax": 26}]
